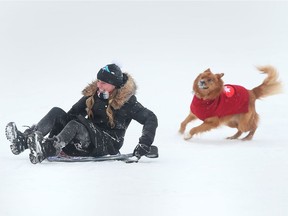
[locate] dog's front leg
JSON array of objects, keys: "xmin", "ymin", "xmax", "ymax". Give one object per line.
[
  {"xmin": 179, "ymin": 112, "xmax": 197, "ymax": 134},
  {"xmin": 184, "ymin": 117, "xmax": 220, "ymax": 140}
]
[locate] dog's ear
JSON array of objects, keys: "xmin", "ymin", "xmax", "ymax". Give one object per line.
[
  {"xmin": 216, "ymin": 73, "xmax": 224, "ymax": 78},
  {"xmin": 204, "ymin": 68, "xmax": 211, "ymax": 73}
]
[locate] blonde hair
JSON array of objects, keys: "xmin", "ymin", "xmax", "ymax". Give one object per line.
[{"xmin": 85, "ymin": 88, "xmax": 119, "ymax": 128}]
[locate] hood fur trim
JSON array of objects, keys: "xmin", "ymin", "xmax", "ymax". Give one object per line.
[{"xmin": 82, "ymin": 73, "xmax": 137, "ymax": 110}]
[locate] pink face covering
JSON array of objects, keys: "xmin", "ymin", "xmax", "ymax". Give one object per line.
[{"xmin": 97, "ymin": 90, "xmax": 109, "ymax": 100}]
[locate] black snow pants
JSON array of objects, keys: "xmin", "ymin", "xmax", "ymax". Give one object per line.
[{"xmin": 35, "ymin": 107, "xmax": 118, "ymax": 156}]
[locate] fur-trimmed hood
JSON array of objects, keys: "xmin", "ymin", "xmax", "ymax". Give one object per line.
[{"xmin": 82, "ymin": 73, "xmax": 137, "ymax": 110}]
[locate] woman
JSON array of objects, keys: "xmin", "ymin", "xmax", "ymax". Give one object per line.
[{"xmin": 5, "ymin": 64, "xmax": 158, "ymax": 164}]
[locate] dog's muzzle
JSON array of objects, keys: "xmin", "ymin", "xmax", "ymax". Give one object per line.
[{"xmin": 198, "ymin": 80, "xmax": 208, "ymax": 89}]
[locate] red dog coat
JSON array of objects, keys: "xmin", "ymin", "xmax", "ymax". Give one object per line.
[{"xmin": 190, "ymin": 85, "xmax": 249, "ymax": 121}]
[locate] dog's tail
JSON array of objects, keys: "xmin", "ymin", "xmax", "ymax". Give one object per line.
[{"xmin": 252, "ymin": 65, "xmax": 283, "ymax": 99}]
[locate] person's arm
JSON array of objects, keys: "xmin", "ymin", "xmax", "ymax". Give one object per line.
[
  {"xmin": 67, "ymin": 96, "xmax": 88, "ymax": 119},
  {"xmin": 128, "ymin": 96, "xmax": 158, "ymax": 157}
]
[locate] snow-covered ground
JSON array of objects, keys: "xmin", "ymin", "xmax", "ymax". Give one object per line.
[{"xmin": 0, "ymin": 1, "xmax": 287, "ymax": 216}]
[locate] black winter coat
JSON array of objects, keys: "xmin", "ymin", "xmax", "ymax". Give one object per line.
[{"xmin": 67, "ymin": 74, "xmax": 158, "ymax": 156}]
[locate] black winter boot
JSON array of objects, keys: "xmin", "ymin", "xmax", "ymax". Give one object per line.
[
  {"xmin": 27, "ymin": 132, "xmax": 58, "ymax": 164},
  {"xmin": 5, "ymin": 122, "xmax": 35, "ymax": 155}
]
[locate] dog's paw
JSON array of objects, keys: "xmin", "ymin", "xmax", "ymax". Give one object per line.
[
  {"xmin": 184, "ymin": 133, "xmax": 192, "ymax": 140},
  {"xmin": 178, "ymin": 128, "xmax": 185, "ymax": 134}
]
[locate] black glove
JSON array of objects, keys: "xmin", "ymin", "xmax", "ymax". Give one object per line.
[{"xmin": 133, "ymin": 143, "xmax": 151, "ymax": 158}]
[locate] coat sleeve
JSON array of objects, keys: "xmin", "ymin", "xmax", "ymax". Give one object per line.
[
  {"xmin": 67, "ymin": 96, "xmax": 88, "ymax": 119},
  {"xmin": 128, "ymin": 96, "xmax": 158, "ymax": 146}
]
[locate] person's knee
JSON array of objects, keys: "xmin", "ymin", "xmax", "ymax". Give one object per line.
[
  {"xmin": 50, "ymin": 107, "xmax": 66, "ymax": 117},
  {"xmin": 66, "ymin": 120, "xmax": 81, "ymax": 128}
]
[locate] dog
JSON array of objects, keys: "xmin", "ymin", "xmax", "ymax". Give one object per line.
[{"xmin": 179, "ymin": 66, "xmax": 282, "ymax": 141}]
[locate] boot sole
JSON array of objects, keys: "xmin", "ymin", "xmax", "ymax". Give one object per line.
[
  {"xmin": 27, "ymin": 132, "xmax": 44, "ymax": 164},
  {"xmin": 5, "ymin": 122, "xmax": 17, "ymax": 143},
  {"xmin": 5, "ymin": 122, "xmax": 22, "ymax": 155}
]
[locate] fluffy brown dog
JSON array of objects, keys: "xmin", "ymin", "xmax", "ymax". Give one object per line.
[{"xmin": 179, "ymin": 66, "xmax": 282, "ymax": 141}]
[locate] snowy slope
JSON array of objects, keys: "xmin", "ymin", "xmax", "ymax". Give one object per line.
[{"xmin": 0, "ymin": 1, "xmax": 288, "ymax": 216}]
